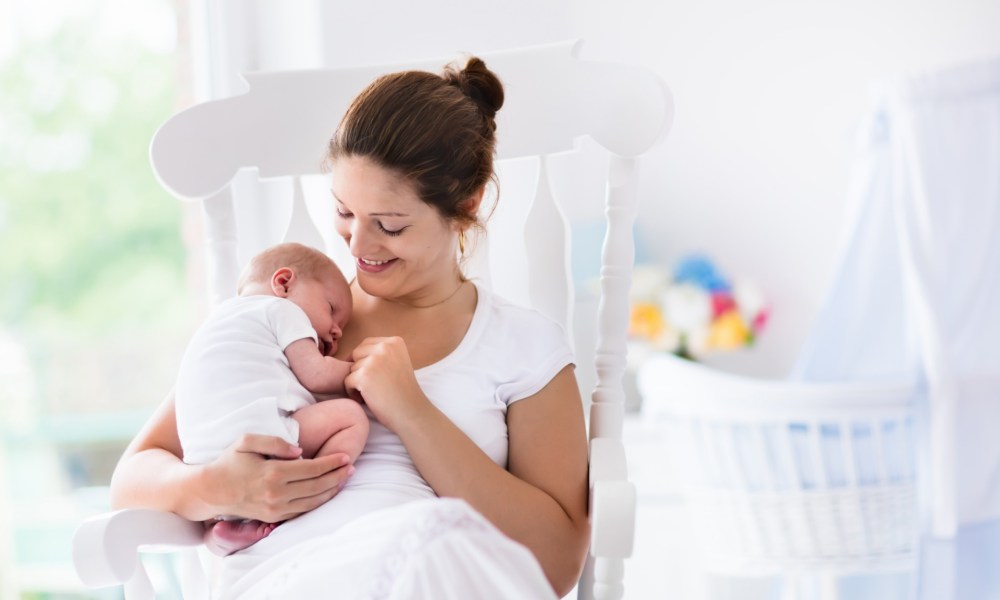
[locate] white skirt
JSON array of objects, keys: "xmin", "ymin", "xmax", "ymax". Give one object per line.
[{"xmin": 218, "ymin": 497, "xmax": 558, "ymax": 600}]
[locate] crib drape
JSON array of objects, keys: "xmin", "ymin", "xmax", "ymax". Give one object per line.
[{"xmin": 793, "ymin": 56, "xmax": 1000, "ymax": 599}]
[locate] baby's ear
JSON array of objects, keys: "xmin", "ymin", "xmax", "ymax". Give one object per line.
[{"xmin": 271, "ymin": 267, "xmax": 295, "ymax": 297}]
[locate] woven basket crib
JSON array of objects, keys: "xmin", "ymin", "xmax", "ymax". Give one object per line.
[{"xmin": 638, "ymin": 353, "xmax": 919, "ymax": 597}]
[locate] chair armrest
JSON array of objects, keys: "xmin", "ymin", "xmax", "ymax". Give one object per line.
[
  {"xmin": 73, "ymin": 508, "xmax": 205, "ymax": 596},
  {"xmin": 588, "ymin": 436, "xmax": 636, "ymax": 558}
]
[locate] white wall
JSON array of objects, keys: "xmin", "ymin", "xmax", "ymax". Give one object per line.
[
  {"xmin": 569, "ymin": 0, "xmax": 1000, "ymax": 376},
  {"xmin": 317, "ymin": 0, "xmax": 572, "ymax": 67},
  {"xmin": 245, "ymin": 0, "xmax": 1000, "ymax": 377}
]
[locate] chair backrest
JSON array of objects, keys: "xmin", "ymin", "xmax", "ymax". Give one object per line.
[
  {"xmin": 639, "ymin": 353, "xmax": 919, "ymax": 577},
  {"xmin": 150, "ymin": 40, "xmax": 672, "ymax": 599}
]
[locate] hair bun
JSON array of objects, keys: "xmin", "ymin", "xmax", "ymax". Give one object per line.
[{"xmin": 444, "ymin": 57, "xmax": 505, "ymax": 121}]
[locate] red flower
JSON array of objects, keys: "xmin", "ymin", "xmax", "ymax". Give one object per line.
[{"xmin": 710, "ymin": 292, "xmax": 737, "ymax": 318}]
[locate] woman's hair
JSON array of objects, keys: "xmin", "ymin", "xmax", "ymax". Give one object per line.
[
  {"xmin": 328, "ymin": 56, "xmax": 504, "ymax": 228},
  {"xmin": 237, "ymin": 242, "xmax": 342, "ymax": 295}
]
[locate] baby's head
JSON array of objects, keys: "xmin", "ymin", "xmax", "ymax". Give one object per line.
[{"xmin": 238, "ymin": 243, "xmax": 352, "ymax": 356}]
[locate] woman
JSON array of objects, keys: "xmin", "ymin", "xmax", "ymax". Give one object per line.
[{"xmin": 110, "ymin": 56, "xmax": 590, "ymax": 598}]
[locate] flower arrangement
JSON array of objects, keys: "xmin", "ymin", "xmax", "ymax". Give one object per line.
[{"xmin": 628, "ymin": 254, "xmax": 769, "ymax": 361}]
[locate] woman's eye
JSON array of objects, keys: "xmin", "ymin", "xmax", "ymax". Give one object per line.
[
  {"xmin": 378, "ymin": 222, "xmax": 404, "ymax": 236},
  {"xmin": 335, "ymin": 209, "xmax": 353, "ymax": 219}
]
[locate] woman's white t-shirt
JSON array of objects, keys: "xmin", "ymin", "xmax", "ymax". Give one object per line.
[{"xmin": 219, "ymin": 283, "xmax": 575, "ymax": 588}]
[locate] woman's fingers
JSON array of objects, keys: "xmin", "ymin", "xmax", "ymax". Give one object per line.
[
  {"xmin": 344, "ymin": 371, "xmax": 364, "ymax": 403},
  {"xmin": 287, "ymin": 466, "xmax": 355, "ymax": 511},
  {"xmin": 281, "ymin": 452, "xmax": 352, "ymax": 483},
  {"xmin": 234, "ymin": 433, "xmax": 303, "ymax": 460},
  {"xmin": 269, "ymin": 457, "xmax": 355, "ymax": 519},
  {"xmin": 348, "ymin": 336, "xmax": 399, "ymax": 362},
  {"xmin": 282, "ymin": 485, "xmax": 345, "ymax": 519},
  {"xmin": 216, "ymin": 437, "xmax": 354, "ymax": 521},
  {"xmin": 344, "ymin": 336, "xmax": 425, "ymax": 432}
]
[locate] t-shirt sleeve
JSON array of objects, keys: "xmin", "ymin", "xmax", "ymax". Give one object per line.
[
  {"xmin": 267, "ymin": 299, "xmax": 318, "ymax": 351},
  {"xmin": 496, "ymin": 309, "xmax": 575, "ymax": 406}
]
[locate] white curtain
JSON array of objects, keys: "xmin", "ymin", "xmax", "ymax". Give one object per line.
[{"xmin": 793, "ymin": 56, "xmax": 1000, "ymax": 599}]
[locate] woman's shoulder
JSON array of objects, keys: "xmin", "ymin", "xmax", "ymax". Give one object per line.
[
  {"xmin": 476, "ymin": 284, "xmax": 570, "ymax": 347},
  {"xmin": 469, "ymin": 284, "xmax": 575, "ymax": 404}
]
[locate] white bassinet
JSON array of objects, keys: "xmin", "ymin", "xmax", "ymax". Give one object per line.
[{"xmin": 638, "ymin": 353, "xmax": 919, "ymax": 599}]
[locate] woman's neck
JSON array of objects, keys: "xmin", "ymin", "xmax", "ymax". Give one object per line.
[
  {"xmin": 351, "ymin": 272, "xmax": 469, "ymax": 311},
  {"xmin": 341, "ymin": 279, "xmax": 478, "ymax": 368},
  {"xmin": 386, "ymin": 278, "xmax": 468, "ymax": 310}
]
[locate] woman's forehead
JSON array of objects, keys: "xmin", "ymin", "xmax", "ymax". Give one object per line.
[{"xmin": 330, "ymin": 156, "xmax": 423, "ymax": 212}]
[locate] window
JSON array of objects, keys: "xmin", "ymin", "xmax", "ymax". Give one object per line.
[{"xmin": 0, "ymin": 0, "xmax": 196, "ymax": 596}]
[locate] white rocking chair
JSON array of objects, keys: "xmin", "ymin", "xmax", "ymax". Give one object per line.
[{"xmin": 71, "ymin": 40, "xmax": 673, "ymax": 599}]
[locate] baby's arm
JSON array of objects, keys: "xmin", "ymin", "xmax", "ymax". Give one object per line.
[{"xmin": 285, "ymin": 338, "xmax": 352, "ymax": 395}]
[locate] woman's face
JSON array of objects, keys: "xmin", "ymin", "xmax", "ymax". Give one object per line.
[{"xmin": 331, "ymin": 156, "xmax": 460, "ymax": 303}]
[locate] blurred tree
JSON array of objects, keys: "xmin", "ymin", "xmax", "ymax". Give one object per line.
[
  {"xmin": 0, "ymin": 4, "xmax": 192, "ymax": 596},
  {"xmin": 0, "ymin": 5, "xmax": 193, "ymax": 596},
  {"xmin": 0, "ymin": 8, "xmax": 192, "ymax": 417},
  {"xmin": 0, "ymin": 15, "xmax": 184, "ymax": 332}
]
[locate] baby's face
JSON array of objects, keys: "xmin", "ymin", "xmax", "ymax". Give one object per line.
[{"xmin": 288, "ymin": 274, "xmax": 352, "ymax": 356}]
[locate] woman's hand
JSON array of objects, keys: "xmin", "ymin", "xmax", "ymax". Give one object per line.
[
  {"xmin": 346, "ymin": 336, "xmax": 430, "ymax": 431},
  {"xmin": 203, "ymin": 434, "xmax": 355, "ymax": 523}
]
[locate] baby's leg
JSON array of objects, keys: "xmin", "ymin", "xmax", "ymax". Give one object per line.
[
  {"xmin": 293, "ymin": 398, "xmax": 369, "ymax": 462},
  {"xmin": 203, "ymin": 518, "xmax": 278, "ymax": 556}
]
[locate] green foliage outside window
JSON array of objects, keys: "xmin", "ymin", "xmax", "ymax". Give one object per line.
[
  {"xmin": 0, "ymin": 10, "xmax": 194, "ymax": 421},
  {"xmin": 0, "ymin": 4, "xmax": 195, "ymax": 596},
  {"xmin": 0, "ymin": 19, "xmax": 185, "ymax": 332}
]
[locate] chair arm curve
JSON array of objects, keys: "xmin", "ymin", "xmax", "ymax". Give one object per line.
[{"xmin": 73, "ymin": 508, "xmax": 204, "ymax": 588}]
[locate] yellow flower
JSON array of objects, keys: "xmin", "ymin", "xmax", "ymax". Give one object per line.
[
  {"xmin": 707, "ymin": 309, "xmax": 751, "ymax": 350},
  {"xmin": 629, "ymin": 302, "xmax": 666, "ymax": 341}
]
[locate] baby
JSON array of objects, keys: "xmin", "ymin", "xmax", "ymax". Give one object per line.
[{"xmin": 174, "ymin": 242, "xmax": 368, "ymax": 555}]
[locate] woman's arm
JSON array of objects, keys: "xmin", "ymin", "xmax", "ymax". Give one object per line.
[
  {"xmin": 348, "ymin": 339, "xmax": 590, "ymax": 596},
  {"xmin": 110, "ymin": 391, "xmax": 355, "ymax": 523}
]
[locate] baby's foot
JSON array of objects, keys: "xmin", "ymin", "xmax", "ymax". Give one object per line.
[{"xmin": 205, "ymin": 519, "xmax": 278, "ymax": 556}]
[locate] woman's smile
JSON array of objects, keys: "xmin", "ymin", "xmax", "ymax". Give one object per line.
[{"xmin": 357, "ymin": 257, "xmax": 397, "ymax": 273}]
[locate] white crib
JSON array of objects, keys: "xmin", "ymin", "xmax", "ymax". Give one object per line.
[{"xmin": 638, "ymin": 353, "xmax": 919, "ymax": 599}]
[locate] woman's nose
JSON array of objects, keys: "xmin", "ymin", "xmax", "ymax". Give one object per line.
[{"xmin": 347, "ymin": 222, "xmax": 371, "ymax": 256}]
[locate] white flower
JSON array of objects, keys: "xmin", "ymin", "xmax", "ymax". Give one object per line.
[
  {"xmin": 686, "ymin": 328, "xmax": 710, "ymax": 358},
  {"xmin": 733, "ymin": 278, "xmax": 765, "ymax": 323},
  {"xmin": 652, "ymin": 326, "xmax": 681, "ymax": 354},
  {"xmin": 661, "ymin": 283, "xmax": 712, "ymax": 335},
  {"xmin": 630, "ymin": 265, "xmax": 669, "ymax": 303}
]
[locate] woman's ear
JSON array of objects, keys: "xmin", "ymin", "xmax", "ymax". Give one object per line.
[
  {"xmin": 458, "ymin": 185, "xmax": 486, "ymax": 221},
  {"xmin": 271, "ymin": 267, "xmax": 295, "ymax": 297}
]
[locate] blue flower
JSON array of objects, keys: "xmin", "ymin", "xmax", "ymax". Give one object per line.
[{"xmin": 673, "ymin": 254, "xmax": 731, "ymax": 292}]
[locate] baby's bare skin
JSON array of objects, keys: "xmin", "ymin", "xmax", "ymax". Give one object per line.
[{"xmin": 204, "ymin": 519, "xmax": 278, "ymax": 556}]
